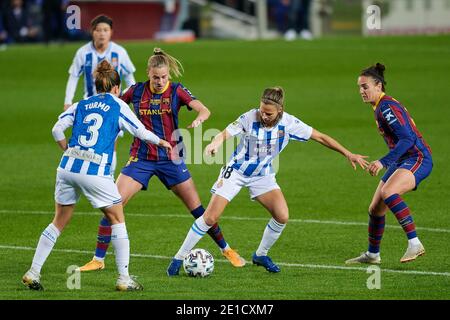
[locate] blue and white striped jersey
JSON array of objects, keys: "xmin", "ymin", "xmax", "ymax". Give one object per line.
[
  {"xmin": 53, "ymin": 93, "xmax": 160, "ymax": 177},
  {"xmin": 65, "ymin": 41, "xmax": 135, "ymax": 104},
  {"xmin": 226, "ymin": 109, "xmax": 313, "ymax": 177}
]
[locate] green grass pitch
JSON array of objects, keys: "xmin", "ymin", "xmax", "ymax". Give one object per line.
[{"xmin": 0, "ymin": 35, "xmax": 449, "ymax": 300}]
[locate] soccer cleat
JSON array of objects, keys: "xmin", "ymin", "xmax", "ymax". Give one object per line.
[
  {"xmin": 345, "ymin": 252, "xmax": 381, "ymax": 265},
  {"xmin": 252, "ymin": 253, "xmax": 280, "ymax": 273},
  {"xmin": 222, "ymin": 248, "xmax": 246, "ymax": 267},
  {"xmin": 22, "ymin": 269, "xmax": 44, "ymax": 291},
  {"xmin": 400, "ymin": 243, "xmax": 425, "ymax": 263},
  {"xmin": 77, "ymin": 258, "xmax": 105, "ymax": 272},
  {"xmin": 167, "ymin": 258, "xmax": 183, "ymax": 276},
  {"xmin": 115, "ymin": 275, "xmax": 143, "ymax": 291}
]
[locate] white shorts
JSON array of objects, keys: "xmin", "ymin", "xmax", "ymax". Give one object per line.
[
  {"xmin": 210, "ymin": 166, "xmax": 280, "ymax": 202},
  {"xmin": 55, "ymin": 168, "xmax": 122, "ymax": 209}
]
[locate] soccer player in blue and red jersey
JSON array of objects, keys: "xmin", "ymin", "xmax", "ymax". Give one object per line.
[
  {"xmin": 346, "ymin": 63, "xmax": 433, "ymax": 265},
  {"xmin": 78, "ymin": 48, "xmax": 245, "ymax": 272}
]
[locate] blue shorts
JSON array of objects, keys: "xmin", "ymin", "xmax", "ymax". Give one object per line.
[
  {"xmin": 121, "ymin": 159, "xmax": 191, "ymax": 190},
  {"xmin": 382, "ymin": 156, "xmax": 433, "ymax": 189}
]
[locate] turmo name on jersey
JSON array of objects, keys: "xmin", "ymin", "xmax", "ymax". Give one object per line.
[{"xmin": 84, "ymin": 101, "xmax": 111, "ymax": 112}]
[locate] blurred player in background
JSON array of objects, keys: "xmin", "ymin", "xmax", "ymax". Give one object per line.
[
  {"xmin": 346, "ymin": 63, "xmax": 433, "ymax": 265},
  {"xmin": 167, "ymin": 86, "xmax": 368, "ymax": 275},
  {"xmin": 64, "ymin": 14, "xmax": 136, "ymax": 176},
  {"xmin": 22, "ymin": 61, "xmax": 171, "ymax": 291},
  {"xmin": 78, "ymin": 47, "xmax": 246, "ymax": 272}
]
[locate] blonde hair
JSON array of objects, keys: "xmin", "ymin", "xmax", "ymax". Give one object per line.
[
  {"xmin": 261, "ymin": 86, "xmax": 284, "ymax": 109},
  {"xmin": 94, "ymin": 60, "xmax": 121, "ymax": 93},
  {"xmin": 147, "ymin": 47, "xmax": 184, "ymax": 78}
]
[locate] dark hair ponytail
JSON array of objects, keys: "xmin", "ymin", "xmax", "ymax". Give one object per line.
[{"xmin": 361, "ymin": 63, "xmax": 387, "ymax": 91}]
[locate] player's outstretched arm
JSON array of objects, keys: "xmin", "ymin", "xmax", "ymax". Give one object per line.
[
  {"xmin": 157, "ymin": 139, "xmax": 172, "ymax": 152},
  {"xmin": 187, "ymin": 100, "xmax": 211, "ymax": 128},
  {"xmin": 205, "ymin": 129, "xmax": 232, "ymax": 156},
  {"xmin": 310, "ymin": 128, "xmax": 369, "ymax": 170},
  {"xmin": 64, "ymin": 74, "xmax": 80, "ymax": 110}
]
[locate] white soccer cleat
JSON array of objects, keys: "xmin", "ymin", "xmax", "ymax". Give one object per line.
[
  {"xmin": 22, "ymin": 268, "xmax": 44, "ymax": 291},
  {"xmin": 345, "ymin": 252, "xmax": 381, "ymax": 265},
  {"xmin": 400, "ymin": 243, "xmax": 425, "ymax": 263},
  {"xmin": 115, "ymin": 275, "xmax": 143, "ymax": 291}
]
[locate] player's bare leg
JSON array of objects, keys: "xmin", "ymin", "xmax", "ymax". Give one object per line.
[
  {"xmin": 101, "ymin": 204, "xmax": 143, "ymax": 291},
  {"xmin": 252, "ymin": 189, "xmax": 289, "ymax": 273},
  {"xmin": 23, "ymin": 204, "xmax": 74, "ymax": 290},
  {"xmin": 172, "ymin": 179, "xmax": 245, "ymax": 267},
  {"xmin": 167, "ymin": 194, "xmax": 230, "ymax": 276},
  {"xmin": 78, "ymin": 174, "xmax": 142, "ymax": 272}
]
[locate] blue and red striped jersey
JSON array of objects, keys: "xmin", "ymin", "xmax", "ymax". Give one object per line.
[
  {"xmin": 121, "ymin": 81, "xmax": 195, "ymax": 161},
  {"xmin": 373, "ymin": 94, "xmax": 432, "ymax": 167}
]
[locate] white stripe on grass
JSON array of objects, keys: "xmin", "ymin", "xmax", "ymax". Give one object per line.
[
  {"xmin": 1, "ymin": 209, "xmax": 449, "ymax": 234},
  {"xmin": 1, "ymin": 244, "xmax": 449, "ymax": 278}
]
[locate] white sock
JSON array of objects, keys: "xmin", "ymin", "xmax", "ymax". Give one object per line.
[
  {"xmin": 111, "ymin": 223, "xmax": 129, "ymax": 277},
  {"xmin": 175, "ymin": 216, "xmax": 211, "ymax": 260},
  {"xmin": 366, "ymin": 251, "xmax": 380, "ymax": 258},
  {"xmin": 408, "ymin": 237, "xmax": 421, "ymax": 246},
  {"xmin": 256, "ymin": 218, "xmax": 286, "ymax": 257},
  {"xmin": 31, "ymin": 223, "xmax": 61, "ymax": 273}
]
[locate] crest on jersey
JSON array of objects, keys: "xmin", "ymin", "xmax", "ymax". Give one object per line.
[{"xmin": 278, "ymin": 129, "xmax": 285, "ymax": 137}]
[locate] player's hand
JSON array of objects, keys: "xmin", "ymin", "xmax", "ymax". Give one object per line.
[
  {"xmin": 205, "ymin": 143, "xmax": 218, "ymax": 156},
  {"xmin": 366, "ymin": 160, "xmax": 383, "ymax": 176},
  {"xmin": 63, "ymin": 104, "xmax": 71, "ymax": 111},
  {"xmin": 158, "ymin": 139, "xmax": 172, "ymax": 152},
  {"xmin": 187, "ymin": 119, "xmax": 203, "ymax": 129},
  {"xmin": 346, "ymin": 153, "xmax": 369, "ymax": 170}
]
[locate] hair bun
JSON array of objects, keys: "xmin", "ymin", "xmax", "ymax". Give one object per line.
[
  {"xmin": 96, "ymin": 60, "xmax": 114, "ymax": 73},
  {"xmin": 375, "ymin": 63, "xmax": 385, "ymax": 73},
  {"xmin": 153, "ymin": 47, "xmax": 163, "ymax": 55}
]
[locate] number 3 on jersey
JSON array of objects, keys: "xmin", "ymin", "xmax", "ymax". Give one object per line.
[{"xmin": 79, "ymin": 113, "xmax": 103, "ymax": 147}]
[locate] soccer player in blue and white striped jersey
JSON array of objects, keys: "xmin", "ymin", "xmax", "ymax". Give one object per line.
[
  {"xmin": 64, "ymin": 15, "xmax": 136, "ymax": 176},
  {"xmin": 167, "ymin": 87, "xmax": 368, "ymax": 275},
  {"xmin": 64, "ymin": 15, "xmax": 136, "ymax": 109},
  {"xmin": 22, "ymin": 61, "xmax": 171, "ymax": 291}
]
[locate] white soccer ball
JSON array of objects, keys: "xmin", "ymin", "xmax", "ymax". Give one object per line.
[{"xmin": 183, "ymin": 248, "xmax": 214, "ymax": 277}]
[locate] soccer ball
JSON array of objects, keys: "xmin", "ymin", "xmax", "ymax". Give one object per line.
[{"xmin": 183, "ymin": 248, "xmax": 214, "ymax": 277}]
